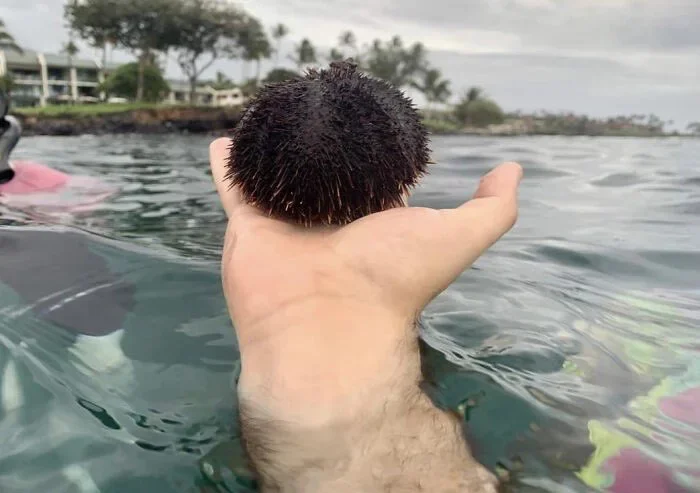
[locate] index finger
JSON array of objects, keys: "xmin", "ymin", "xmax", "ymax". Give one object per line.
[{"xmin": 209, "ymin": 137, "xmax": 243, "ymax": 218}]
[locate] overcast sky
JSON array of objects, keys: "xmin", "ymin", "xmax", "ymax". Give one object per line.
[{"xmin": 1, "ymin": 0, "xmax": 699, "ymax": 128}]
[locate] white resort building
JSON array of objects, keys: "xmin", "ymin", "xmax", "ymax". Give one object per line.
[
  {"xmin": 165, "ymin": 81, "xmax": 246, "ymax": 108},
  {"xmin": 0, "ymin": 47, "xmax": 114, "ymax": 106},
  {"xmin": 0, "ymin": 46, "xmax": 246, "ymax": 108}
]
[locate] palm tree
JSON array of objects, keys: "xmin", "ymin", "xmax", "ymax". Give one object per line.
[
  {"xmin": 363, "ymin": 36, "xmax": 428, "ymax": 88},
  {"xmin": 213, "ymin": 71, "xmax": 234, "ymax": 90},
  {"xmin": 466, "ymin": 87, "xmax": 483, "ymax": 104},
  {"xmin": 241, "ymin": 20, "xmax": 271, "ymax": 83},
  {"xmin": 0, "ymin": 19, "xmax": 22, "ymax": 53},
  {"xmin": 271, "ymin": 23, "xmax": 289, "ymax": 65},
  {"xmin": 62, "ymin": 38, "xmax": 80, "ymax": 103},
  {"xmin": 290, "ymin": 38, "xmax": 317, "ymax": 71},
  {"xmin": 686, "ymin": 122, "xmax": 700, "ymax": 136},
  {"xmin": 328, "ymin": 47, "xmax": 345, "ymax": 62},
  {"xmin": 62, "ymin": 40, "xmax": 80, "ymax": 62},
  {"xmin": 454, "ymin": 86, "xmax": 484, "ymax": 125},
  {"xmin": 412, "ymin": 68, "xmax": 451, "ymax": 111},
  {"xmin": 338, "ymin": 30, "xmax": 357, "ymax": 56}
]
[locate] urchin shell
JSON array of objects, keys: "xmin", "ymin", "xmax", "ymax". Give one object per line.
[{"xmin": 226, "ymin": 60, "xmax": 430, "ymax": 226}]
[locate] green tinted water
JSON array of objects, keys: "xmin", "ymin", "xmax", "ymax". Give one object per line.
[{"xmin": 1, "ymin": 135, "xmax": 699, "ymax": 492}]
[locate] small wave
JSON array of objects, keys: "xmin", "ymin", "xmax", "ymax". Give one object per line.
[{"xmin": 590, "ymin": 172, "xmax": 648, "ymax": 187}]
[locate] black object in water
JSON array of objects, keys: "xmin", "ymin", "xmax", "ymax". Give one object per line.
[
  {"xmin": 0, "ymin": 230, "xmax": 134, "ymax": 336},
  {"xmin": 226, "ymin": 60, "xmax": 431, "ymax": 226}
]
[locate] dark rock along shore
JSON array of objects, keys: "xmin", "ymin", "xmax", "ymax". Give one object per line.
[{"xmin": 18, "ymin": 107, "xmax": 242, "ymax": 137}]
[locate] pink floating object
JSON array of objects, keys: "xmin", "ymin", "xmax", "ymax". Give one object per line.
[
  {"xmin": 0, "ymin": 160, "xmax": 70, "ymax": 195},
  {"xmin": 659, "ymin": 387, "xmax": 700, "ymax": 426},
  {"xmin": 606, "ymin": 448, "xmax": 691, "ymax": 493}
]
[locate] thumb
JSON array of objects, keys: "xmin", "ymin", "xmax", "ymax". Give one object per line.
[
  {"xmin": 409, "ymin": 162, "xmax": 523, "ymax": 304},
  {"xmin": 471, "ymin": 161, "xmax": 523, "ymax": 202},
  {"xmin": 209, "ymin": 138, "xmax": 243, "ymax": 218}
]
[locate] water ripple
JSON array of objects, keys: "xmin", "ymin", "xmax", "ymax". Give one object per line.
[{"xmin": 2, "ymin": 135, "xmax": 699, "ymax": 492}]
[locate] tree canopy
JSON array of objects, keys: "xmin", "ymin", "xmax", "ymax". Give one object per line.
[
  {"xmin": 66, "ymin": 0, "xmax": 263, "ymax": 102},
  {"xmin": 362, "ymin": 36, "xmax": 428, "ymax": 89},
  {"xmin": 291, "ymin": 38, "xmax": 317, "ymax": 70},
  {"xmin": 102, "ymin": 62, "xmax": 170, "ymax": 102},
  {"xmin": 270, "ymin": 23, "xmax": 289, "ymax": 65},
  {"xmin": 173, "ymin": 0, "xmax": 247, "ymax": 101},
  {"xmin": 454, "ymin": 91, "xmax": 505, "ymax": 127},
  {"xmin": 264, "ymin": 68, "xmax": 299, "ymax": 84},
  {"xmin": 239, "ymin": 17, "xmax": 272, "ymax": 81},
  {"xmin": 413, "ymin": 68, "xmax": 451, "ymax": 108},
  {"xmin": 64, "ymin": 5, "xmax": 514, "ymax": 122}
]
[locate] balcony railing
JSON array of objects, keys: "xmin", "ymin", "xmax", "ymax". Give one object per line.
[
  {"xmin": 76, "ymin": 72, "xmax": 99, "ymax": 83},
  {"xmin": 8, "ymin": 72, "xmax": 42, "ymax": 81}
]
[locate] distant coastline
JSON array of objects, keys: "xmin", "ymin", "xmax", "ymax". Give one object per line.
[
  {"xmin": 17, "ymin": 105, "xmax": 242, "ymax": 137},
  {"xmin": 421, "ymin": 112, "xmax": 695, "ymax": 138},
  {"xmin": 15, "ymin": 105, "xmax": 695, "ymax": 138}
]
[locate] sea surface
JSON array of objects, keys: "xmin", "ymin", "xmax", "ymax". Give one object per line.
[{"xmin": 1, "ymin": 134, "xmax": 699, "ymax": 492}]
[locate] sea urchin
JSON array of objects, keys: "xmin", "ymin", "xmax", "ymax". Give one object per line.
[{"xmin": 225, "ymin": 60, "xmax": 430, "ymax": 226}]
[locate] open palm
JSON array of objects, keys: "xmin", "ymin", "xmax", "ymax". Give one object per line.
[{"xmin": 209, "ymin": 138, "xmax": 522, "ymax": 415}]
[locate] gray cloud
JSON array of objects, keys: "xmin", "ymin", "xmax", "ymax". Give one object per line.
[
  {"xmin": 376, "ymin": 0, "xmax": 700, "ymax": 53},
  {"xmin": 1, "ymin": 0, "xmax": 698, "ymax": 126},
  {"xmin": 428, "ymin": 50, "xmax": 699, "ymax": 124}
]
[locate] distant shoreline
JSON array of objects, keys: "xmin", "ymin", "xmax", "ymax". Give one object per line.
[
  {"xmin": 17, "ymin": 105, "xmax": 242, "ymax": 137},
  {"xmin": 421, "ymin": 120, "xmax": 692, "ymax": 139},
  {"xmin": 426, "ymin": 130, "xmax": 694, "ymax": 139},
  {"xmin": 14, "ymin": 105, "xmax": 695, "ymax": 138}
]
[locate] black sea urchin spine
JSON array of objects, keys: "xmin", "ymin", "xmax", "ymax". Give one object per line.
[{"xmin": 226, "ymin": 61, "xmax": 430, "ymax": 226}]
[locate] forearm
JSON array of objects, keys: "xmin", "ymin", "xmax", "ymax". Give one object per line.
[{"xmin": 237, "ymin": 338, "xmax": 498, "ymax": 493}]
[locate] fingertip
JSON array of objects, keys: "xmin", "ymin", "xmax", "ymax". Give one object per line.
[
  {"xmin": 473, "ymin": 161, "xmax": 523, "ymax": 201},
  {"xmin": 209, "ymin": 138, "xmax": 237, "ymax": 217},
  {"xmin": 209, "ymin": 138, "xmax": 232, "ymax": 165},
  {"xmin": 501, "ymin": 161, "xmax": 523, "ymax": 180}
]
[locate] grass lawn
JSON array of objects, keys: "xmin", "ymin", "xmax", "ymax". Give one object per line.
[
  {"xmin": 16, "ymin": 103, "xmax": 215, "ymax": 118},
  {"xmin": 421, "ymin": 117, "xmax": 461, "ymax": 134}
]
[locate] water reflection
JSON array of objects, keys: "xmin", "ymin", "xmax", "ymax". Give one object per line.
[{"xmin": 0, "ymin": 135, "xmax": 699, "ymax": 492}]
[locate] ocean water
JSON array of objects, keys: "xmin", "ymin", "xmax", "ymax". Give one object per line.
[{"xmin": 0, "ymin": 134, "xmax": 699, "ymax": 492}]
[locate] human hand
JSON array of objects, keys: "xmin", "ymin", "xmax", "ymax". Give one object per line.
[{"xmin": 209, "ymin": 137, "xmax": 522, "ymax": 423}]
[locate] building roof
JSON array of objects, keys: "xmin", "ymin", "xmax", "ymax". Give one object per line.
[
  {"xmin": 44, "ymin": 53, "xmax": 100, "ymax": 70},
  {"xmin": 1, "ymin": 47, "xmax": 120, "ymax": 71},
  {"xmin": 2, "ymin": 48, "xmax": 41, "ymax": 69}
]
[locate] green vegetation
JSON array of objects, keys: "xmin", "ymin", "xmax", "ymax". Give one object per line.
[
  {"xmin": 0, "ymin": 19, "xmax": 22, "ymax": 52},
  {"xmin": 5, "ymin": 7, "xmax": 692, "ymax": 137},
  {"xmin": 17, "ymin": 102, "xmax": 165, "ymax": 117},
  {"xmin": 61, "ymin": 39, "xmax": 79, "ymax": 60},
  {"xmin": 264, "ymin": 68, "xmax": 300, "ymax": 84},
  {"xmin": 420, "ymin": 117, "xmax": 460, "ymax": 134},
  {"xmin": 172, "ymin": 0, "xmax": 240, "ymax": 102},
  {"xmin": 65, "ymin": 0, "xmax": 254, "ymax": 102},
  {"xmin": 271, "ymin": 24, "xmax": 289, "ymax": 66},
  {"xmin": 412, "ymin": 69, "xmax": 451, "ymax": 111},
  {"xmin": 208, "ymin": 71, "xmax": 236, "ymax": 90},
  {"xmin": 101, "ymin": 63, "xmax": 170, "ymax": 102},
  {"xmin": 457, "ymin": 98, "xmax": 505, "ymax": 127},
  {"xmin": 0, "ymin": 74, "xmax": 13, "ymax": 94},
  {"xmin": 291, "ymin": 38, "xmax": 317, "ymax": 71},
  {"xmin": 240, "ymin": 18, "xmax": 272, "ymax": 83},
  {"xmin": 362, "ymin": 36, "xmax": 428, "ymax": 89},
  {"xmin": 454, "ymin": 87, "xmax": 482, "ymax": 125},
  {"xmin": 506, "ymin": 111, "xmax": 674, "ymax": 137}
]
